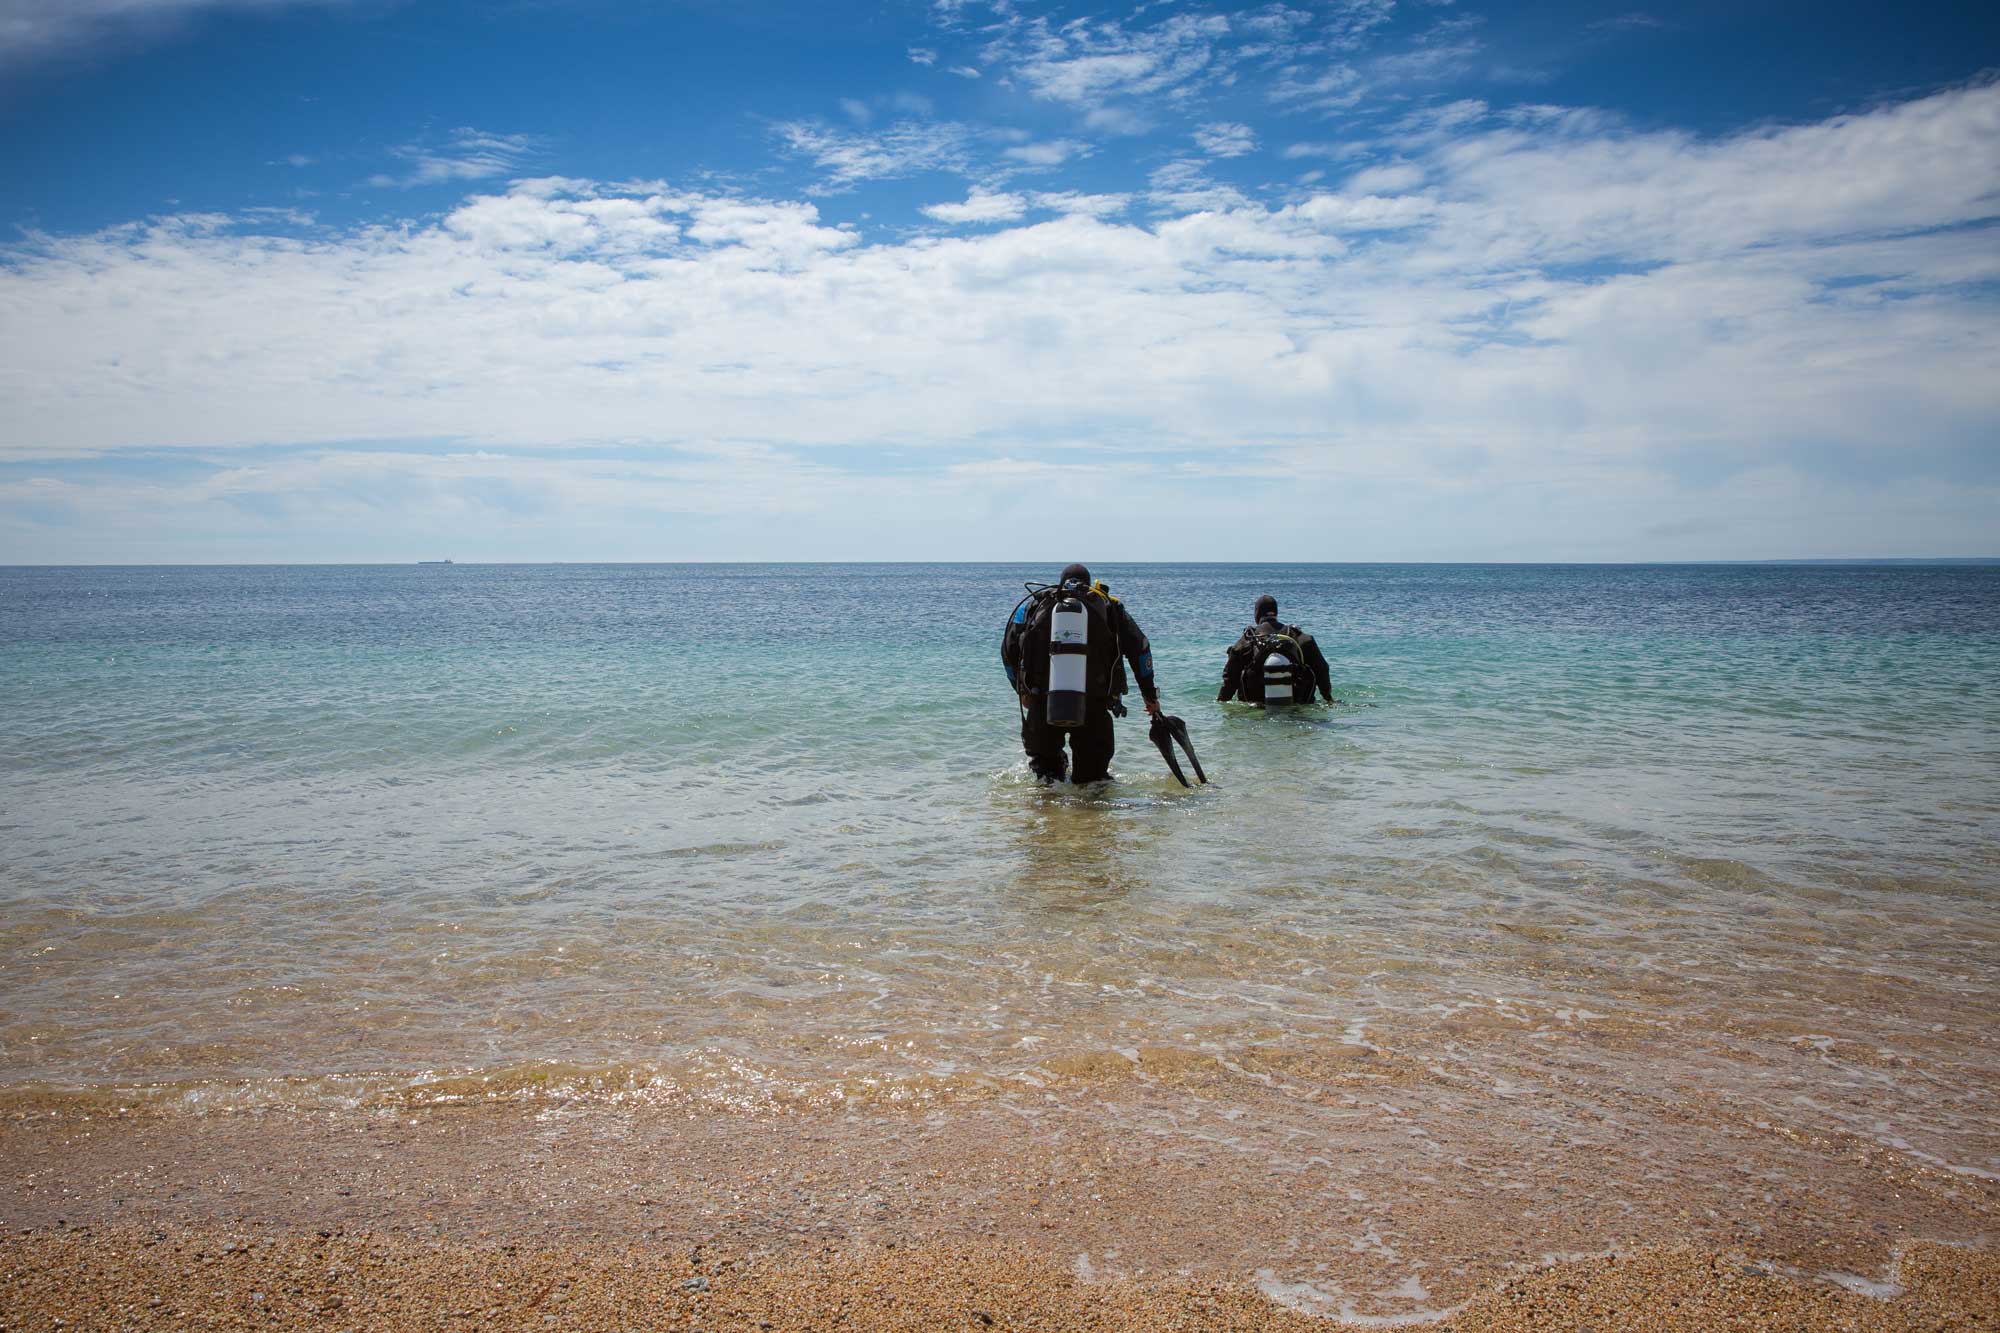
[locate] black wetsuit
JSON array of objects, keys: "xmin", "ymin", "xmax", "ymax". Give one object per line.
[
  {"xmin": 1005, "ymin": 592, "xmax": 1159, "ymax": 783},
  {"xmin": 1218, "ymin": 619, "xmax": 1334, "ymax": 704}
]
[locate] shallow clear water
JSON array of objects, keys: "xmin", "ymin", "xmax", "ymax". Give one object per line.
[{"xmin": 3, "ymin": 563, "xmax": 1997, "ymax": 1164}]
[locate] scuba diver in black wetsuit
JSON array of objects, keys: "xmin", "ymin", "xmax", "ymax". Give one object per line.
[
  {"xmin": 1001, "ymin": 563, "xmax": 1162, "ymax": 784},
  {"xmin": 1218, "ymin": 594, "xmax": 1336, "ymax": 705}
]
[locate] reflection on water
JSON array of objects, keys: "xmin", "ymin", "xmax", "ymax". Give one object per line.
[{"xmin": 1006, "ymin": 786, "xmax": 1165, "ymax": 907}]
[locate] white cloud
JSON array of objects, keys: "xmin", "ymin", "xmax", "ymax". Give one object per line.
[
  {"xmin": 908, "ymin": 46, "xmax": 938, "ymax": 65},
  {"xmin": 1002, "ymin": 138, "xmax": 1089, "ymax": 166},
  {"xmin": 1319, "ymin": 0, "xmax": 1398, "ymax": 45},
  {"xmin": 1269, "ymin": 61, "xmax": 1363, "ymax": 112},
  {"xmin": 1345, "ymin": 161, "xmax": 1424, "ymax": 193},
  {"xmin": 921, "ymin": 187, "xmax": 1028, "ymax": 224},
  {"xmin": 1421, "ymin": 86, "xmax": 2000, "ymax": 264},
  {"xmin": 1027, "ymin": 191, "xmax": 1131, "ymax": 218},
  {"xmin": 1004, "ymin": 11, "xmax": 1233, "ymax": 109},
  {"xmin": 1082, "ymin": 105, "xmax": 1153, "ymax": 136},
  {"xmin": 775, "ymin": 120, "xmax": 973, "ymax": 189},
  {"xmin": 839, "ymin": 98, "xmax": 872, "ymax": 125},
  {"xmin": 4, "ymin": 83, "xmax": 1997, "ymax": 558},
  {"xmin": 1194, "ymin": 122, "xmax": 1257, "ymax": 157},
  {"xmin": 1371, "ymin": 27, "xmax": 1485, "ymax": 86},
  {"xmin": 948, "ymin": 65, "xmax": 981, "ymax": 79},
  {"xmin": 1281, "ymin": 141, "xmax": 1364, "ymax": 161},
  {"xmin": 366, "ymin": 128, "xmax": 540, "ymax": 190},
  {"xmin": 1268, "ymin": 12, "xmax": 1486, "ymax": 112},
  {"xmin": 1147, "ymin": 159, "xmax": 1255, "ymax": 212},
  {"xmin": 1391, "ymin": 99, "xmax": 1492, "ymax": 142},
  {"xmin": 1240, "ymin": 5, "xmax": 1315, "ymax": 41}
]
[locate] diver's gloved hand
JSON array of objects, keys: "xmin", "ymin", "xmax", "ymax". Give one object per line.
[{"xmin": 1109, "ymin": 699, "xmax": 1128, "ymax": 718}]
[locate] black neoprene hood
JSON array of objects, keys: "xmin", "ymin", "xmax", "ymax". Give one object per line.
[
  {"xmin": 1061, "ymin": 563, "xmax": 1092, "ymax": 586},
  {"xmin": 1254, "ymin": 594, "xmax": 1278, "ymax": 620}
]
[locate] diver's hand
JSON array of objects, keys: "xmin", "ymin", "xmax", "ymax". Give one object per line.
[{"xmin": 1144, "ymin": 697, "xmax": 1163, "ymax": 716}]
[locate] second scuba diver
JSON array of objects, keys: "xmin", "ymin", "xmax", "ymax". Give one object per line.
[
  {"xmin": 1002, "ymin": 563, "xmax": 1161, "ymax": 784},
  {"xmin": 1218, "ymin": 594, "xmax": 1335, "ymax": 705}
]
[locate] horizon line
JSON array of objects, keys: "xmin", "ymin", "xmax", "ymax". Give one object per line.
[{"xmin": 4, "ymin": 557, "xmax": 1998, "ymax": 569}]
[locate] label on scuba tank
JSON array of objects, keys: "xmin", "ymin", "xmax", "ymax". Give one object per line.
[
  {"xmin": 1050, "ymin": 653, "xmax": 1087, "ymax": 693},
  {"xmin": 1050, "ymin": 605, "xmax": 1087, "ymax": 646}
]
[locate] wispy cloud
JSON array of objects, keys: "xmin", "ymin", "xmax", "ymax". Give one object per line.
[
  {"xmin": 1010, "ymin": 12, "xmax": 1233, "ymax": 107},
  {"xmin": 1269, "ymin": 61, "xmax": 1364, "ymax": 113},
  {"xmin": 1589, "ymin": 12, "xmax": 1668, "ymax": 33},
  {"xmin": 1146, "ymin": 159, "xmax": 1253, "ymax": 211},
  {"xmin": 916, "ymin": 0, "xmax": 1404, "ymax": 137},
  {"xmin": 1082, "ymin": 104, "xmax": 1154, "ymax": 136},
  {"xmin": 775, "ymin": 120, "xmax": 973, "ymax": 189},
  {"xmin": 1319, "ymin": 0, "xmax": 1399, "ymax": 46},
  {"xmin": 1194, "ymin": 122, "xmax": 1257, "ymax": 157},
  {"xmin": 1282, "ymin": 140, "xmax": 1368, "ymax": 161},
  {"xmin": 1002, "ymin": 138, "xmax": 1090, "ymax": 167},
  {"xmin": 1269, "ymin": 9, "xmax": 1487, "ymax": 114},
  {"xmin": 1026, "ymin": 190, "xmax": 1131, "ymax": 218},
  {"xmin": 366, "ymin": 128, "xmax": 540, "ymax": 190},
  {"xmin": 1369, "ymin": 17, "xmax": 1486, "ymax": 86}
]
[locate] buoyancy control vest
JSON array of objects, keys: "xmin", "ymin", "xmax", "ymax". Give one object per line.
[
  {"xmin": 1240, "ymin": 624, "xmax": 1309, "ymax": 705},
  {"xmin": 1004, "ymin": 584, "xmax": 1124, "ymax": 725}
]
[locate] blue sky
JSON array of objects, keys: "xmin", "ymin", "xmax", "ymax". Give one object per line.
[{"xmin": 2, "ymin": 0, "xmax": 1997, "ymax": 561}]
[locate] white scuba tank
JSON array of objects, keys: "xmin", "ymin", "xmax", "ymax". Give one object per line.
[
  {"xmin": 1046, "ymin": 597, "xmax": 1089, "ymax": 728},
  {"xmin": 1262, "ymin": 651, "xmax": 1295, "ymax": 703}
]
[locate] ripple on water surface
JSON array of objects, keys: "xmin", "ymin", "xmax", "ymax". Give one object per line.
[{"xmin": 1, "ymin": 563, "xmax": 1996, "ymax": 1188}]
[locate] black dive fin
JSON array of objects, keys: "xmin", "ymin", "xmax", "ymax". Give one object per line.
[
  {"xmin": 1149, "ymin": 714, "xmax": 1208, "ymax": 787},
  {"xmin": 1167, "ymin": 715, "xmax": 1207, "ymax": 784},
  {"xmin": 1149, "ymin": 715, "xmax": 1188, "ymax": 786}
]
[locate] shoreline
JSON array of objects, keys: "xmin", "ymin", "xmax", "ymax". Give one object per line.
[{"xmin": 5, "ymin": 1081, "xmax": 1994, "ymax": 1329}]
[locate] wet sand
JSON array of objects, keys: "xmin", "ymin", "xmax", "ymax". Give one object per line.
[{"xmin": 4, "ymin": 1063, "xmax": 1995, "ymax": 1329}]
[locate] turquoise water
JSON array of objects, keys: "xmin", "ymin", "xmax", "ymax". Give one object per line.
[{"xmin": 3, "ymin": 564, "xmax": 1997, "ymax": 1172}]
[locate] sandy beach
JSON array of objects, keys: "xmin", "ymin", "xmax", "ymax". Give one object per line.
[
  {"xmin": 6, "ymin": 1225, "xmax": 1996, "ymax": 1331},
  {"xmin": 5, "ymin": 1051, "xmax": 1995, "ymax": 1329}
]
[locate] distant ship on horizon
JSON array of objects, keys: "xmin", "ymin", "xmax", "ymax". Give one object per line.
[{"xmin": 417, "ymin": 559, "xmax": 454, "ymax": 565}]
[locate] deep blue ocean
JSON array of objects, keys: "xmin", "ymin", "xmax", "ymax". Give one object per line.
[{"xmin": 2, "ymin": 563, "xmax": 1996, "ymax": 1153}]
